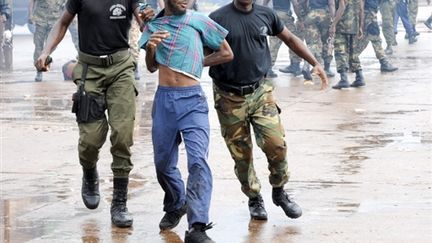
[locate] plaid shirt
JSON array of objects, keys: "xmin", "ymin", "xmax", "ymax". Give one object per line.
[{"xmin": 139, "ymin": 10, "xmax": 228, "ymax": 79}]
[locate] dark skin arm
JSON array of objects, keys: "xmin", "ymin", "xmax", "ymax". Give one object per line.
[
  {"xmin": 329, "ymin": 0, "xmax": 346, "ymax": 38},
  {"xmin": 277, "ymin": 27, "xmax": 328, "ymax": 89},
  {"xmin": 34, "ymin": 10, "xmax": 75, "ymax": 71},
  {"xmin": 145, "ymin": 31, "xmax": 170, "ymax": 73},
  {"xmin": 203, "ymin": 40, "xmax": 233, "ymax": 67}
]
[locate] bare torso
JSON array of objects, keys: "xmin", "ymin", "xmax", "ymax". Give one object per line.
[{"xmin": 158, "ymin": 65, "xmax": 199, "ymax": 87}]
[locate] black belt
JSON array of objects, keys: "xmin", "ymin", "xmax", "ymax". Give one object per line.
[
  {"xmin": 214, "ymin": 79, "xmax": 262, "ymax": 96},
  {"xmin": 78, "ymin": 49, "xmax": 130, "ymax": 67}
]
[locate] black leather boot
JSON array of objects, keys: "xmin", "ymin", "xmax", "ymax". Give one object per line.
[
  {"xmin": 111, "ymin": 178, "xmax": 133, "ymax": 228},
  {"xmin": 324, "ymin": 61, "xmax": 335, "ymax": 77},
  {"xmin": 351, "ymin": 70, "xmax": 365, "ymax": 87},
  {"xmin": 272, "ymin": 187, "xmax": 302, "ymax": 219},
  {"xmin": 332, "ymin": 71, "xmax": 350, "ymax": 89},
  {"xmin": 279, "ymin": 62, "xmax": 302, "ymax": 76},
  {"xmin": 81, "ymin": 167, "xmax": 100, "ymax": 209},
  {"xmin": 425, "ymin": 16, "xmax": 432, "ymax": 30},
  {"xmin": 248, "ymin": 194, "xmax": 268, "ymax": 220},
  {"xmin": 379, "ymin": 58, "xmax": 398, "ymax": 72}
]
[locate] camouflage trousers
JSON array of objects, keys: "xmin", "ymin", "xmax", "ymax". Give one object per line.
[
  {"xmin": 408, "ymin": 0, "xmax": 418, "ymax": 28},
  {"xmin": 334, "ymin": 33, "xmax": 361, "ymax": 72},
  {"xmin": 129, "ymin": 18, "xmax": 141, "ymax": 62},
  {"xmin": 213, "ymin": 79, "xmax": 289, "ymax": 198},
  {"xmin": 269, "ymin": 10, "xmax": 301, "ymax": 66},
  {"xmin": 352, "ymin": 10, "xmax": 386, "ymax": 67},
  {"xmin": 304, "ymin": 8, "xmax": 333, "ymax": 66},
  {"xmin": 380, "ymin": 0, "xmax": 397, "ymax": 46},
  {"xmin": 33, "ymin": 22, "xmax": 54, "ymax": 63}
]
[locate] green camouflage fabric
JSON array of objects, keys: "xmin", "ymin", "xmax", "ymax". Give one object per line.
[
  {"xmin": 408, "ymin": 0, "xmax": 418, "ymax": 28},
  {"xmin": 73, "ymin": 54, "xmax": 137, "ymax": 177},
  {"xmin": 304, "ymin": 8, "xmax": 333, "ymax": 66},
  {"xmin": 334, "ymin": 0, "xmax": 361, "ymax": 72},
  {"xmin": 379, "ymin": 0, "xmax": 396, "ymax": 46},
  {"xmin": 352, "ymin": 10, "xmax": 386, "ymax": 69},
  {"xmin": 336, "ymin": 0, "xmax": 361, "ymax": 34},
  {"xmin": 32, "ymin": 0, "xmax": 66, "ymax": 62},
  {"xmin": 213, "ymin": 80, "xmax": 290, "ymax": 198},
  {"xmin": 32, "ymin": 0, "xmax": 64, "ymax": 24},
  {"xmin": 269, "ymin": 10, "xmax": 302, "ymax": 66}
]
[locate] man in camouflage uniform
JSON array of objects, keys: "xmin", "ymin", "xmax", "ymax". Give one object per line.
[
  {"xmin": 331, "ymin": 0, "xmax": 365, "ymax": 89},
  {"xmin": 380, "ymin": 0, "xmax": 397, "ymax": 54},
  {"xmin": 29, "ymin": 0, "xmax": 79, "ymax": 82},
  {"xmin": 302, "ymin": 0, "xmax": 336, "ymax": 80},
  {"xmin": 352, "ymin": 0, "xmax": 398, "ymax": 73},
  {"xmin": 408, "ymin": 0, "xmax": 418, "ymax": 35},
  {"xmin": 264, "ymin": 0, "xmax": 303, "ymax": 77}
]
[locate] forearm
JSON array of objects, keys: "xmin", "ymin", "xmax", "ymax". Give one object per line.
[
  {"xmin": 279, "ymin": 29, "xmax": 319, "ymax": 66},
  {"xmin": 41, "ymin": 20, "xmax": 69, "ymax": 55},
  {"xmin": 203, "ymin": 41, "xmax": 233, "ymax": 67},
  {"xmin": 145, "ymin": 46, "xmax": 158, "ymax": 72}
]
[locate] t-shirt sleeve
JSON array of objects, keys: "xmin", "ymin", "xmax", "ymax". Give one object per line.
[
  {"xmin": 66, "ymin": 0, "xmax": 80, "ymax": 15},
  {"xmin": 270, "ymin": 10, "xmax": 285, "ymax": 36},
  {"xmin": 138, "ymin": 24, "xmax": 152, "ymax": 49},
  {"xmin": 195, "ymin": 14, "xmax": 228, "ymax": 50}
]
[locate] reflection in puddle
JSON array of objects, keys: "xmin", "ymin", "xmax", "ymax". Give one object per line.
[
  {"xmin": 159, "ymin": 230, "xmax": 183, "ymax": 243},
  {"xmin": 111, "ymin": 226, "xmax": 133, "ymax": 243},
  {"xmin": 245, "ymin": 219, "xmax": 266, "ymax": 243},
  {"xmin": 81, "ymin": 219, "xmax": 101, "ymax": 243}
]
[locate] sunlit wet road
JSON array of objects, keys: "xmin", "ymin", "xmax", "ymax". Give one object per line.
[{"xmin": 1, "ymin": 12, "xmax": 432, "ymax": 243}]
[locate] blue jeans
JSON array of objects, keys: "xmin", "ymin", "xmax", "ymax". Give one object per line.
[
  {"xmin": 394, "ymin": 0, "xmax": 414, "ymax": 36},
  {"xmin": 152, "ymin": 85, "xmax": 212, "ymax": 227}
]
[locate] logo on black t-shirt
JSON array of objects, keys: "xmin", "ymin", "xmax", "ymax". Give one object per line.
[
  {"xmin": 259, "ymin": 26, "xmax": 268, "ymax": 37},
  {"xmin": 110, "ymin": 4, "xmax": 126, "ymax": 19}
]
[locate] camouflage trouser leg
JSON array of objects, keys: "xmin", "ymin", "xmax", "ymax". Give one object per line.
[
  {"xmin": 408, "ymin": 0, "xmax": 418, "ymax": 28},
  {"xmin": 380, "ymin": 0, "xmax": 397, "ymax": 46},
  {"xmin": 73, "ymin": 54, "xmax": 137, "ymax": 178},
  {"xmin": 213, "ymin": 80, "xmax": 289, "ymax": 199},
  {"xmin": 353, "ymin": 11, "xmax": 386, "ymax": 67},
  {"xmin": 129, "ymin": 18, "xmax": 141, "ymax": 63},
  {"xmin": 304, "ymin": 9, "xmax": 333, "ymax": 66},
  {"xmin": 269, "ymin": 10, "xmax": 301, "ymax": 66},
  {"xmin": 33, "ymin": 23, "xmax": 53, "ymax": 63},
  {"xmin": 334, "ymin": 33, "xmax": 359, "ymax": 72}
]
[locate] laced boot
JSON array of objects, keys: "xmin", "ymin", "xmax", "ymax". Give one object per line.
[
  {"xmin": 324, "ymin": 61, "xmax": 335, "ymax": 77},
  {"xmin": 279, "ymin": 62, "xmax": 302, "ymax": 76},
  {"xmin": 272, "ymin": 187, "xmax": 302, "ymax": 219},
  {"xmin": 35, "ymin": 71, "xmax": 43, "ymax": 82},
  {"xmin": 266, "ymin": 68, "xmax": 278, "ymax": 78},
  {"xmin": 81, "ymin": 167, "xmax": 100, "ymax": 209},
  {"xmin": 425, "ymin": 16, "xmax": 432, "ymax": 30},
  {"xmin": 159, "ymin": 203, "xmax": 187, "ymax": 230},
  {"xmin": 302, "ymin": 68, "xmax": 313, "ymax": 82},
  {"xmin": 379, "ymin": 59, "xmax": 398, "ymax": 72},
  {"xmin": 384, "ymin": 45, "xmax": 393, "ymax": 55},
  {"xmin": 248, "ymin": 195, "xmax": 268, "ymax": 220},
  {"xmin": 111, "ymin": 178, "xmax": 133, "ymax": 227},
  {"xmin": 184, "ymin": 223, "xmax": 215, "ymax": 243},
  {"xmin": 351, "ymin": 70, "xmax": 365, "ymax": 87},
  {"xmin": 332, "ymin": 71, "xmax": 350, "ymax": 89},
  {"xmin": 408, "ymin": 34, "xmax": 417, "ymax": 44}
]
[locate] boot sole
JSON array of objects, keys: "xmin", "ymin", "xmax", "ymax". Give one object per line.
[
  {"xmin": 112, "ymin": 219, "xmax": 133, "ymax": 228},
  {"xmin": 251, "ymin": 215, "xmax": 268, "ymax": 220}
]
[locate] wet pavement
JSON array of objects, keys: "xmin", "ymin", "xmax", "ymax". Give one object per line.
[{"xmin": 1, "ymin": 12, "xmax": 432, "ymax": 243}]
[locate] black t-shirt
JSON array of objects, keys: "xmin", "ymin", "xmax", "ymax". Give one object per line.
[
  {"xmin": 67, "ymin": 0, "xmax": 139, "ymax": 56},
  {"xmin": 209, "ymin": 3, "xmax": 284, "ymax": 85}
]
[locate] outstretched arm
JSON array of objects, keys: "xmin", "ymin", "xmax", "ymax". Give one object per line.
[
  {"xmin": 277, "ymin": 27, "xmax": 328, "ymax": 89},
  {"xmin": 34, "ymin": 10, "xmax": 75, "ymax": 71}
]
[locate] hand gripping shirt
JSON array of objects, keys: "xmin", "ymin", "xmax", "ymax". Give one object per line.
[{"xmin": 139, "ymin": 10, "xmax": 228, "ymax": 79}]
